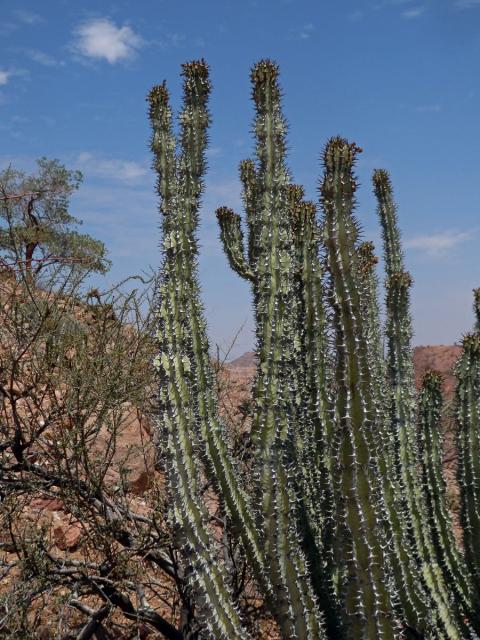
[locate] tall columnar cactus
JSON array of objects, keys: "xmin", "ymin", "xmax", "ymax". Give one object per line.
[
  {"xmin": 355, "ymin": 239, "xmax": 435, "ymax": 636},
  {"xmin": 473, "ymin": 288, "xmax": 480, "ymax": 331},
  {"xmin": 149, "ymin": 63, "xmax": 251, "ymax": 639},
  {"xmin": 288, "ymin": 191, "xmax": 339, "ymax": 637},
  {"xmin": 153, "ymin": 59, "xmax": 480, "ymax": 640},
  {"xmin": 419, "ymin": 370, "xmax": 472, "ymax": 613},
  {"xmin": 456, "ymin": 333, "xmax": 480, "ymax": 601},
  {"xmin": 373, "ymin": 170, "xmax": 478, "ymax": 639},
  {"xmin": 218, "ymin": 60, "xmax": 326, "ymax": 640},
  {"xmin": 320, "ymin": 139, "xmax": 397, "ymax": 639},
  {"xmin": 151, "ymin": 59, "xmax": 325, "ymax": 640}
]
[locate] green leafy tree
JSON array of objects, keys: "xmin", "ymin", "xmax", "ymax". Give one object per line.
[{"xmin": 0, "ymin": 157, "xmax": 110, "ymax": 281}]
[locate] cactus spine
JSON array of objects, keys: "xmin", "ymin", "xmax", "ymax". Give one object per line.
[{"xmin": 153, "ymin": 59, "xmax": 480, "ymax": 639}]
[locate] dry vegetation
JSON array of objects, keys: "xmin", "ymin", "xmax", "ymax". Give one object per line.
[{"xmin": 0, "ymin": 264, "xmax": 280, "ymax": 639}]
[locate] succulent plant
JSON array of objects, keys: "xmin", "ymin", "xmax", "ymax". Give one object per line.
[{"xmin": 151, "ymin": 59, "xmax": 480, "ymax": 639}]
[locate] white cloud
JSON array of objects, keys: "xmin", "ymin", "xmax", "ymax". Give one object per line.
[
  {"xmin": 160, "ymin": 33, "xmax": 186, "ymax": 48},
  {"xmin": 0, "ymin": 70, "xmax": 11, "ymax": 85},
  {"xmin": 373, "ymin": 0, "xmax": 416, "ymax": 8},
  {"xmin": 405, "ymin": 230, "xmax": 474, "ymax": 255},
  {"xmin": 454, "ymin": 0, "xmax": 480, "ymax": 7},
  {"xmin": 13, "ymin": 9, "xmax": 43, "ymax": 24},
  {"xmin": 72, "ymin": 18, "xmax": 143, "ymax": 64},
  {"xmin": 290, "ymin": 23, "xmax": 315, "ymax": 40},
  {"xmin": 348, "ymin": 10, "xmax": 364, "ymax": 21},
  {"xmin": 415, "ymin": 104, "xmax": 441, "ymax": 112},
  {"xmin": 21, "ymin": 48, "xmax": 64, "ymax": 67},
  {"xmin": 403, "ymin": 6, "xmax": 425, "ymax": 17},
  {"xmin": 206, "ymin": 147, "xmax": 223, "ymax": 158},
  {"xmin": 76, "ymin": 152, "xmax": 148, "ymax": 183}
]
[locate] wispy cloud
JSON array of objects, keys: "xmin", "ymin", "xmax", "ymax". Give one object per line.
[
  {"xmin": 289, "ymin": 23, "xmax": 315, "ymax": 40},
  {"xmin": 373, "ymin": 0, "xmax": 416, "ymax": 9},
  {"xmin": 348, "ymin": 10, "xmax": 364, "ymax": 21},
  {"xmin": 0, "ymin": 67, "xmax": 29, "ymax": 88},
  {"xmin": 72, "ymin": 18, "xmax": 143, "ymax": 64},
  {"xmin": 20, "ymin": 48, "xmax": 64, "ymax": 67},
  {"xmin": 0, "ymin": 9, "xmax": 43, "ymax": 34},
  {"xmin": 12, "ymin": 9, "xmax": 43, "ymax": 24},
  {"xmin": 76, "ymin": 152, "xmax": 148, "ymax": 183},
  {"xmin": 403, "ymin": 6, "xmax": 426, "ymax": 18},
  {"xmin": 206, "ymin": 147, "xmax": 223, "ymax": 158},
  {"xmin": 0, "ymin": 70, "xmax": 11, "ymax": 86},
  {"xmin": 405, "ymin": 230, "xmax": 474, "ymax": 255},
  {"xmin": 454, "ymin": 0, "xmax": 480, "ymax": 8},
  {"xmin": 415, "ymin": 104, "xmax": 441, "ymax": 112}
]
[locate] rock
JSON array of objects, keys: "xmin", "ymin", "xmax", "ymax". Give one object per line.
[
  {"xmin": 92, "ymin": 404, "xmax": 156, "ymax": 495},
  {"xmin": 30, "ymin": 497, "xmax": 64, "ymax": 511},
  {"xmin": 53, "ymin": 520, "xmax": 83, "ymax": 551}
]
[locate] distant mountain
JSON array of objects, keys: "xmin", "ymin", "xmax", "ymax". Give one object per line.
[
  {"xmin": 228, "ymin": 346, "xmax": 462, "ymax": 399},
  {"xmin": 227, "ymin": 351, "xmax": 256, "ymax": 370}
]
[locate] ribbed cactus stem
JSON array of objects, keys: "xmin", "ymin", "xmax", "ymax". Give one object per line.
[
  {"xmin": 247, "ymin": 59, "xmax": 324, "ymax": 640},
  {"xmin": 215, "ymin": 61, "xmax": 326, "ymax": 639},
  {"xmin": 374, "ymin": 169, "xmax": 466, "ymax": 638},
  {"xmin": 239, "ymin": 158, "xmax": 260, "ymax": 267},
  {"xmin": 150, "ymin": 64, "xmax": 251, "ymax": 639},
  {"xmin": 456, "ymin": 333, "xmax": 480, "ymax": 602},
  {"xmin": 174, "ymin": 66, "xmax": 270, "ymax": 600},
  {"xmin": 321, "ymin": 138, "xmax": 396, "ymax": 639},
  {"xmin": 357, "ymin": 241, "xmax": 384, "ymax": 392},
  {"xmin": 357, "ymin": 246, "xmax": 437, "ymax": 636},
  {"xmin": 373, "ymin": 169, "xmax": 402, "ymax": 277},
  {"xmin": 473, "ymin": 288, "xmax": 480, "ymax": 332},
  {"xmin": 419, "ymin": 370, "xmax": 473, "ymax": 616},
  {"xmin": 290, "ymin": 197, "xmax": 340, "ymax": 637},
  {"xmin": 216, "ymin": 206, "xmax": 255, "ymax": 281}
]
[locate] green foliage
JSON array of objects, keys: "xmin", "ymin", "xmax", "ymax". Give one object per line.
[
  {"xmin": 152, "ymin": 60, "xmax": 480, "ymax": 639},
  {"xmin": 0, "ymin": 157, "xmax": 110, "ymax": 280}
]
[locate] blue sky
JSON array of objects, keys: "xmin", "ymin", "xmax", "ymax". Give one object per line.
[{"xmin": 1, "ymin": 0, "xmax": 479, "ymax": 357}]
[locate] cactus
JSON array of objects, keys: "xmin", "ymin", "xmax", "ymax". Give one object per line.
[
  {"xmin": 374, "ymin": 170, "xmax": 470, "ymax": 638},
  {"xmin": 152, "ymin": 59, "xmax": 480, "ymax": 639},
  {"xmin": 473, "ymin": 288, "xmax": 480, "ymax": 331},
  {"xmin": 149, "ymin": 64, "xmax": 251, "ymax": 639},
  {"xmin": 419, "ymin": 371, "xmax": 472, "ymax": 613},
  {"xmin": 456, "ymin": 333, "xmax": 480, "ymax": 601}
]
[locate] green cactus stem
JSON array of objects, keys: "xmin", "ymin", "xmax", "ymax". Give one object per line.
[
  {"xmin": 246, "ymin": 59, "xmax": 325, "ymax": 640},
  {"xmin": 150, "ymin": 63, "xmax": 251, "ymax": 639},
  {"xmin": 456, "ymin": 333, "xmax": 480, "ymax": 604},
  {"xmin": 473, "ymin": 288, "xmax": 480, "ymax": 332},
  {"xmin": 419, "ymin": 370, "xmax": 473, "ymax": 616},
  {"xmin": 321, "ymin": 138, "xmax": 396, "ymax": 639},
  {"xmin": 374, "ymin": 169, "xmax": 467, "ymax": 639},
  {"xmin": 289, "ymin": 195, "xmax": 340, "ymax": 637},
  {"xmin": 216, "ymin": 60, "xmax": 326, "ymax": 639},
  {"xmin": 216, "ymin": 206, "xmax": 255, "ymax": 281}
]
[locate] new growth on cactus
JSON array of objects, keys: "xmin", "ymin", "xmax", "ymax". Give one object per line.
[{"xmin": 151, "ymin": 59, "xmax": 480, "ymax": 639}]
